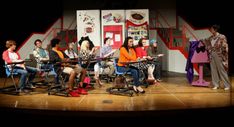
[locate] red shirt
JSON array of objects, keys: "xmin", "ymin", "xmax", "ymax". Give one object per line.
[{"xmin": 135, "ymin": 47, "xmax": 147, "ymax": 58}]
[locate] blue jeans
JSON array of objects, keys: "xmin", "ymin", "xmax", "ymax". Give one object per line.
[
  {"xmin": 13, "ymin": 66, "xmax": 37, "ymax": 89},
  {"xmin": 41, "ymin": 64, "xmax": 59, "ymax": 84},
  {"xmin": 153, "ymin": 61, "xmax": 161, "ymax": 79},
  {"xmin": 117, "ymin": 66, "xmax": 141, "ymax": 87}
]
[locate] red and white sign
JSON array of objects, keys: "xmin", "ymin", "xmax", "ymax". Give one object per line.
[{"xmin": 101, "ymin": 10, "xmax": 125, "ymax": 49}]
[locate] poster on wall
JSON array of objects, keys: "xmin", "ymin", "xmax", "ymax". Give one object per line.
[
  {"xmin": 126, "ymin": 9, "xmax": 149, "ymax": 46},
  {"xmin": 101, "ymin": 10, "xmax": 125, "ymax": 49},
  {"xmin": 77, "ymin": 10, "xmax": 101, "ymax": 47}
]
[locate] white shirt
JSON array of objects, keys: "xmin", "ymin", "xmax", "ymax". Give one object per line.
[
  {"xmin": 64, "ymin": 49, "xmax": 78, "ymax": 59},
  {"xmin": 211, "ymin": 33, "xmax": 220, "ymax": 47},
  {"xmin": 7, "ymin": 51, "xmax": 24, "ymax": 69}
]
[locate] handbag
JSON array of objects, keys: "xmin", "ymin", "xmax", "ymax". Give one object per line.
[
  {"xmin": 83, "ymin": 76, "xmax": 91, "ymax": 85},
  {"xmin": 113, "ymin": 76, "xmax": 126, "ymax": 88}
]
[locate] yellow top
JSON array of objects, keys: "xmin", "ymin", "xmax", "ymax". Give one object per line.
[{"xmin": 53, "ymin": 48, "xmax": 64, "ymax": 59}]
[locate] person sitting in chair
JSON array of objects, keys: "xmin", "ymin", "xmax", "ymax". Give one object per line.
[
  {"xmin": 33, "ymin": 39, "xmax": 58, "ymax": 84},
  {"xmin": 2, "ymin": 40, "xmax": 38, "ymax": 92},
  {"xmin": 79, "ymin": 40, "xmax": 103, "ymax": 87},
  {"xmin": 147, "ymin": 39, "xmax": 164, "ymax": 82},
  {"xmin": 64, "ymin": 42, "xmax": 78, "ymax": 59},
  {"xmin": 49, "ymin": 38, "xmax": 87, "ymax": 97},
  {"xmin": 117, "ymin": 37, "xmax": 145, "ymax": 94},
  {"xmin": 100, "ymin": 37, "xmax": 116, "ymax": 78},
  {"xmin": 135, "ymin": 38, "xmax": 157, "ymax": 84}
]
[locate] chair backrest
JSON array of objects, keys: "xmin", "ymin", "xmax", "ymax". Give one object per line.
[
  {"xmin": 4, "ymin": 65, "xmax": 18, "ymax": 77},
  {"xmin": 113, "ymin": 58, "xmax": 124, "ymax": 75}
]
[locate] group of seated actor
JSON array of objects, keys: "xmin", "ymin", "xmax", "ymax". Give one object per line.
[
  {"xmin": 2, "ymin": 36, "xmax": 163, "ymax": 96},
  {"xmin": 49, "ymin": 39, "xmax": 87, "ymax": 97},
  {"xmin": 117, "ymin": 37, "xmax": 163, "ymax": 93},
  {"xmin": 135, "ymin": 38, "xmax": 163, "ymax": 82}
]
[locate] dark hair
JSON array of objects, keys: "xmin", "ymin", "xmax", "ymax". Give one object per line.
[
  {"xmin": 211, "ymin": 24, "xmax": 220, "ymax": 32},
  {"xmin": 34, "ymin": 39, "xmax": 42, "ymax": 46},
  {"xmin": 104, "ymin": 37, "xmax": 110, "ymax": 44},
  {"xmin": 121, "ymin": 37, "xmax": 133, "ymax": 52},
  {"xmin": 137, "ymin": 38, "xmax": 146, "ymax": 47},
  {"xmin": 51, "ymin": 38, "xmax": 60, "ymax": 48},
  {"xmin": 6, "ymin": 40, "xmax": 16, "ymax": 48}
]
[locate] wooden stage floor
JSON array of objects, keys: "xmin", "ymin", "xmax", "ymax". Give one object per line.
[
  {"xmin": 0, "ymin": 76, "xmax": 233, "ymax": 111},
  {"xmin": 0, "ymin": 76, "xmax": 233, "ymax": 126}
]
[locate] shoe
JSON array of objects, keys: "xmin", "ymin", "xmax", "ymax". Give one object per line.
[
  {"xmin": 69, "ymin": 91, "xmax": 80, "ymax": 97},
  {"xmin": 133, "ymin": 86, "xmax": 139, "ymax": 93},
  {"xmin": 85, "ymin": 84, "xmax": 93, "ymax": 89},
  {"xmin": 156, "ymin": 79, "xmax": 162, "ymax": 82},
  {"xmin": 137, "ymin": 86, "xmax": 145, "ymax": 94},
  {"xmin": 147, "ymin": 79, "xmax": 155, "ymax": 84},
  {"xmin": 26, "ymin": 84, "xmax": 36, "ymax": 89},
  {"xmin": 224, "ymin": 87, "xmax": 230, "ymax": 91},
  {"xmin": 212, "ymin": 86, "xmax": 219, "ymax": 90},
  {"xmin": 75, "ymin": 88, "xmax": 88, "ymax": 95},
  {"xmin": 19, "ymin": 89, "xmax": 30, "ymax": 93},
  {"xmin": 29, "ymin": 84, "xmax": 36, "ymax": 89}
]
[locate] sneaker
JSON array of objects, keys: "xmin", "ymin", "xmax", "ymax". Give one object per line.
[
  {"xmin": 18, "ymin": 89, "xmax": 30, "ymax": 93},
  {"xmin": 85, "ymin": 84, "xmax": 93, "ymax": 89},
  {"xmin": 69, "ymin": 91, "xmax": 80, "ymax": 97},
  {"xmin": 28, "ymin": 84, "xmax": 36, "ymax": 89},
  {"xmin": 75, "ymin": 88, "xmax": 88, "ymax": 95},
  {"xmin": 212, "ymin": 86, "xmax": 219, "ymax": 90},
  {"xmin": 224, "ymin": 87, "xmax": 230, "ymax": 91},
  {"xmin": 156, "ymin": 79, "xmax": 163, "ymax": 82}
]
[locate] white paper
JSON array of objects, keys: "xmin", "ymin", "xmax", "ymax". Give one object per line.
[{"xmin": 115, "ymin": 34, "xmax": 121, "ymax": 42}]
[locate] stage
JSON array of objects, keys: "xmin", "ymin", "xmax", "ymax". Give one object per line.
[
  {"xmin": 0, "ymin": 75, "xmax": 233, "ymax": 126},
  {"xmin": 0, "ymin": 76, "xmax": 233, "ymax": 111}
]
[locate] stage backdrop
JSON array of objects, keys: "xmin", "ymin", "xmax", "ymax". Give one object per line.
[
  {"xmin": 77, "ymin": 10, "xmax": 101, "ymax": 47},
  {"xmin": 126, "ymin": 9, "xmax": 149, "ymax": 46},
  {"xmin": 101, "ymin": 10, "xmax": 125, "ymax": 49}
]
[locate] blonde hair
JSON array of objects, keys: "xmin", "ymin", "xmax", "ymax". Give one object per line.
[
  {"xmin": 6, "ymin": 40, "xmax": 16, "ymax": 48},
  {"xmin": 80, "ymin": 40, "xmax": 89, "ymax": 51}
]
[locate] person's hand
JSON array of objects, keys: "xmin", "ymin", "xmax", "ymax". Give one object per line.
[
  {"xmin": 137, "ymin": 57, "xmax": 141, "ymax": 61},
  {"xmin": 147, "ymin": 56, "xmax": 153, "ymax": 60},
  {"xmin": 157, "ymin": 54, "xmax": 164, "ymax": 57},
  {"xmin": 92, "ymin": 47, "xmax": 97, "ymax": 51},
  {"xmin": 91, "ymin": 47, "xmax": 98, "ymax": 55},
  {"xmin": 142, "ymin": 58, "xmax": 147, "ymax": 61}
]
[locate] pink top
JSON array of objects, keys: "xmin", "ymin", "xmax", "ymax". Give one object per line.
[{"xmin": 135, "ymin": 47, "xmax": 147, "ymax": 58}]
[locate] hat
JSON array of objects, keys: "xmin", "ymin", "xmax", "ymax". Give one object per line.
[{"xmin": 150, "ymin": 39, "xmax": 157, "ymax": 44}]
